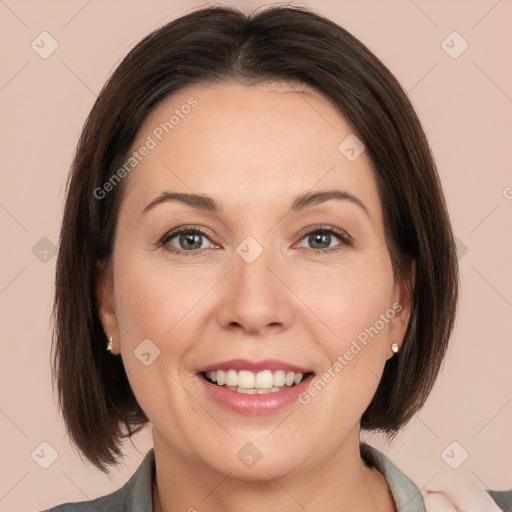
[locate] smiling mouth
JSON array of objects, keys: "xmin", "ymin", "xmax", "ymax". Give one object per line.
[{"xmin": 201, "ymin": 369, "xmax": 315, "ymax": 394}]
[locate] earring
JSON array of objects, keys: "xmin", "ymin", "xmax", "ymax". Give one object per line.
[
  {"xmin": 106, "ymin": 336, "xmax": 113, "ymax": 352},
  {"xmin": 391, "ymin": 342, "xmax": 399, "ymax": 354}
]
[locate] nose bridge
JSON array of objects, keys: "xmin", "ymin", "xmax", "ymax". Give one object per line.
[
  {"xmin": 216, "ymin": 233, "xmax": 293, "ymax": 334},
  {"xmin": 235, "ymin": 235, "xmax": 275, "ymax": 292},
  {"xmin": 234, "ymin": 234, "xmax": 279, "ymax": 309}
]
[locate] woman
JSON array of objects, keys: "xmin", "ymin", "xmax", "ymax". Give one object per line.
[{"xmin": 44, "ymin": 4, "xmax": 510, "ymax": 511}]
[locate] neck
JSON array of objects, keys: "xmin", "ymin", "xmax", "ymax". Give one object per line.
[{"xmin": 151, "ymin": 428, "xmax": 396, "ymax": 512}]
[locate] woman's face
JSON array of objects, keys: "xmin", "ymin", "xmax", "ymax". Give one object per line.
[{"xmin": 97, "ymin": 80, "xmax": 411, "ymax": 479}]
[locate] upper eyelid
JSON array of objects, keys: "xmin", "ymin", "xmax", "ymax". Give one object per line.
[
  {"xmin": 296, "ymin": 225, "xmax": 352, "ymax": 241},
  {"xmin": 161, "ymin": 226, "xmax": 218, "ymax": 244}
]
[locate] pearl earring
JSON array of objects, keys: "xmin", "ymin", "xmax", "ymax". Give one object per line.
[
  {"xmin": 391, "ymin": 342, "xmax": 399, "ymax": 354},
  {"xmin": 106, "ymin": 336, "xmax": 113, "ymax": 352}
]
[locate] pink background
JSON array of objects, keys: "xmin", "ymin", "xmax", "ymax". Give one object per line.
[{"xmin": 1, "ymin": 1, "xmax": 511, "ymax": 510}]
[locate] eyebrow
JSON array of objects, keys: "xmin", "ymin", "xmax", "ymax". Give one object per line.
[{"xmin": 141, "ymin": 189, "xmax": 369, "ymax": 218}]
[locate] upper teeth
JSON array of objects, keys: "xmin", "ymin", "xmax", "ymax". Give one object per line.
[{"xmin": 205, "ymin": 369, "xmax": 305, "ymax": 389}]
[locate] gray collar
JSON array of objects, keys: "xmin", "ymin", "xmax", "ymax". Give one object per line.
[
  {"xmin": 360, "ymin": 443, "xmax": 426, "ymax": 511},
  {"xmin": 122, "ymin": 444, "xmax": 426, "ymax": 511}
]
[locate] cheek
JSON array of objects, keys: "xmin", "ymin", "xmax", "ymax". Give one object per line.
[
  {"xmin": 111, "ymin": 265, "xmax": 212, "ymax": 436},
  {"xmin": 113, "ymin": 252, "xmax": 211, "ymax": 346},
  {"xmin": 295, "ymin": 253, "xmax": 395, "ymax": 413},
  {"xmin": 312, "ymin": 256, "xmax": 395, "ymax": 393},
  {"xmin": 297, "ymin": 253, "xmax": 395, "ymax": 350},
  {"xmin": 111, "ymin": 254, "xmax": 206, "ymax": 428}
]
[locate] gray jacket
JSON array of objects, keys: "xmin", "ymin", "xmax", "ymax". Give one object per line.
[{"xmin": 42, "ymin": 444, "xmax": 511, "ymax": 511}]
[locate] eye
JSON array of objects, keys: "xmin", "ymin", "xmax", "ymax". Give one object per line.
[
  {"xmin": 295, "ymin": 226, "xmax": 353, "ymax": 253},
  {"xmin": 159, "ymin": 224, "xmax": 352, "ymax": 256},
  {"xmin": 159, "ymin": 227, "xmax": 217, "ymax": 255}
]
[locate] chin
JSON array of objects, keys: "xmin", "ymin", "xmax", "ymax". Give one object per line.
[{"xmin": 195, "ymin": 433, "xmax": 312, "ymax": 481}]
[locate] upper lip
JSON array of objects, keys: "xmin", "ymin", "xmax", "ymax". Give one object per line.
[{"xmin": 196, "ymin": 358, "xmax": 313, "ymax": 374}]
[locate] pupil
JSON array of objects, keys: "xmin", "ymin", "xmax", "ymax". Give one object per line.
[
  {"xmin": 182, "ymin": 233, "xmax": 201, "ymax": 250},
  {"xmin": 311, "ymin": 233, "xmax": 329, "ymax": 249}
]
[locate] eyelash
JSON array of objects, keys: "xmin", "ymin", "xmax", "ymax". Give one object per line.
[{"xmin": 158, "ymin": 225, "xmax": 353, "ymax": 257}]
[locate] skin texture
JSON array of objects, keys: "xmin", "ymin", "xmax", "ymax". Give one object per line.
[{"xmin": 96, "ymin": 80, "xmax": 413, "ymax": 512}]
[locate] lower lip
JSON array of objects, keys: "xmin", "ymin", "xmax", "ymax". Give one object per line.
[{"xmin": 198, "ymin": 373, "xmax": 314, "ymax": 414}]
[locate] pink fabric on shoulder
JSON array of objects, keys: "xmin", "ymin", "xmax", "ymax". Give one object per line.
[{"xmin": 421, "ymin": 473, "xmax": 501, "ymax": 512}]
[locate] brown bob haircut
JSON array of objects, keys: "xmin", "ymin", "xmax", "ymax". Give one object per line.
[{"xmin": 52, "ymin": 4, "xmax": 459, "ymax": 473}]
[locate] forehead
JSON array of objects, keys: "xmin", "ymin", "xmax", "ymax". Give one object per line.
[{"xmin": 121, "ymin": 80, "xmax": 380, "ymax": 222}]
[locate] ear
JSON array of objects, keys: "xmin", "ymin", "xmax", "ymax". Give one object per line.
[
  {"xmin": 386, "ymin": 259, "xmax": 415, "ymax": 360},
  {"xmin": 95, "ymin": 260, "xmax": 120, "ymax": 354}
]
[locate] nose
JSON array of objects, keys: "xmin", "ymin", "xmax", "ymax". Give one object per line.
[{"xmin": 216, "ymin": 243, "xmax": 295, "ymax": 336}]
